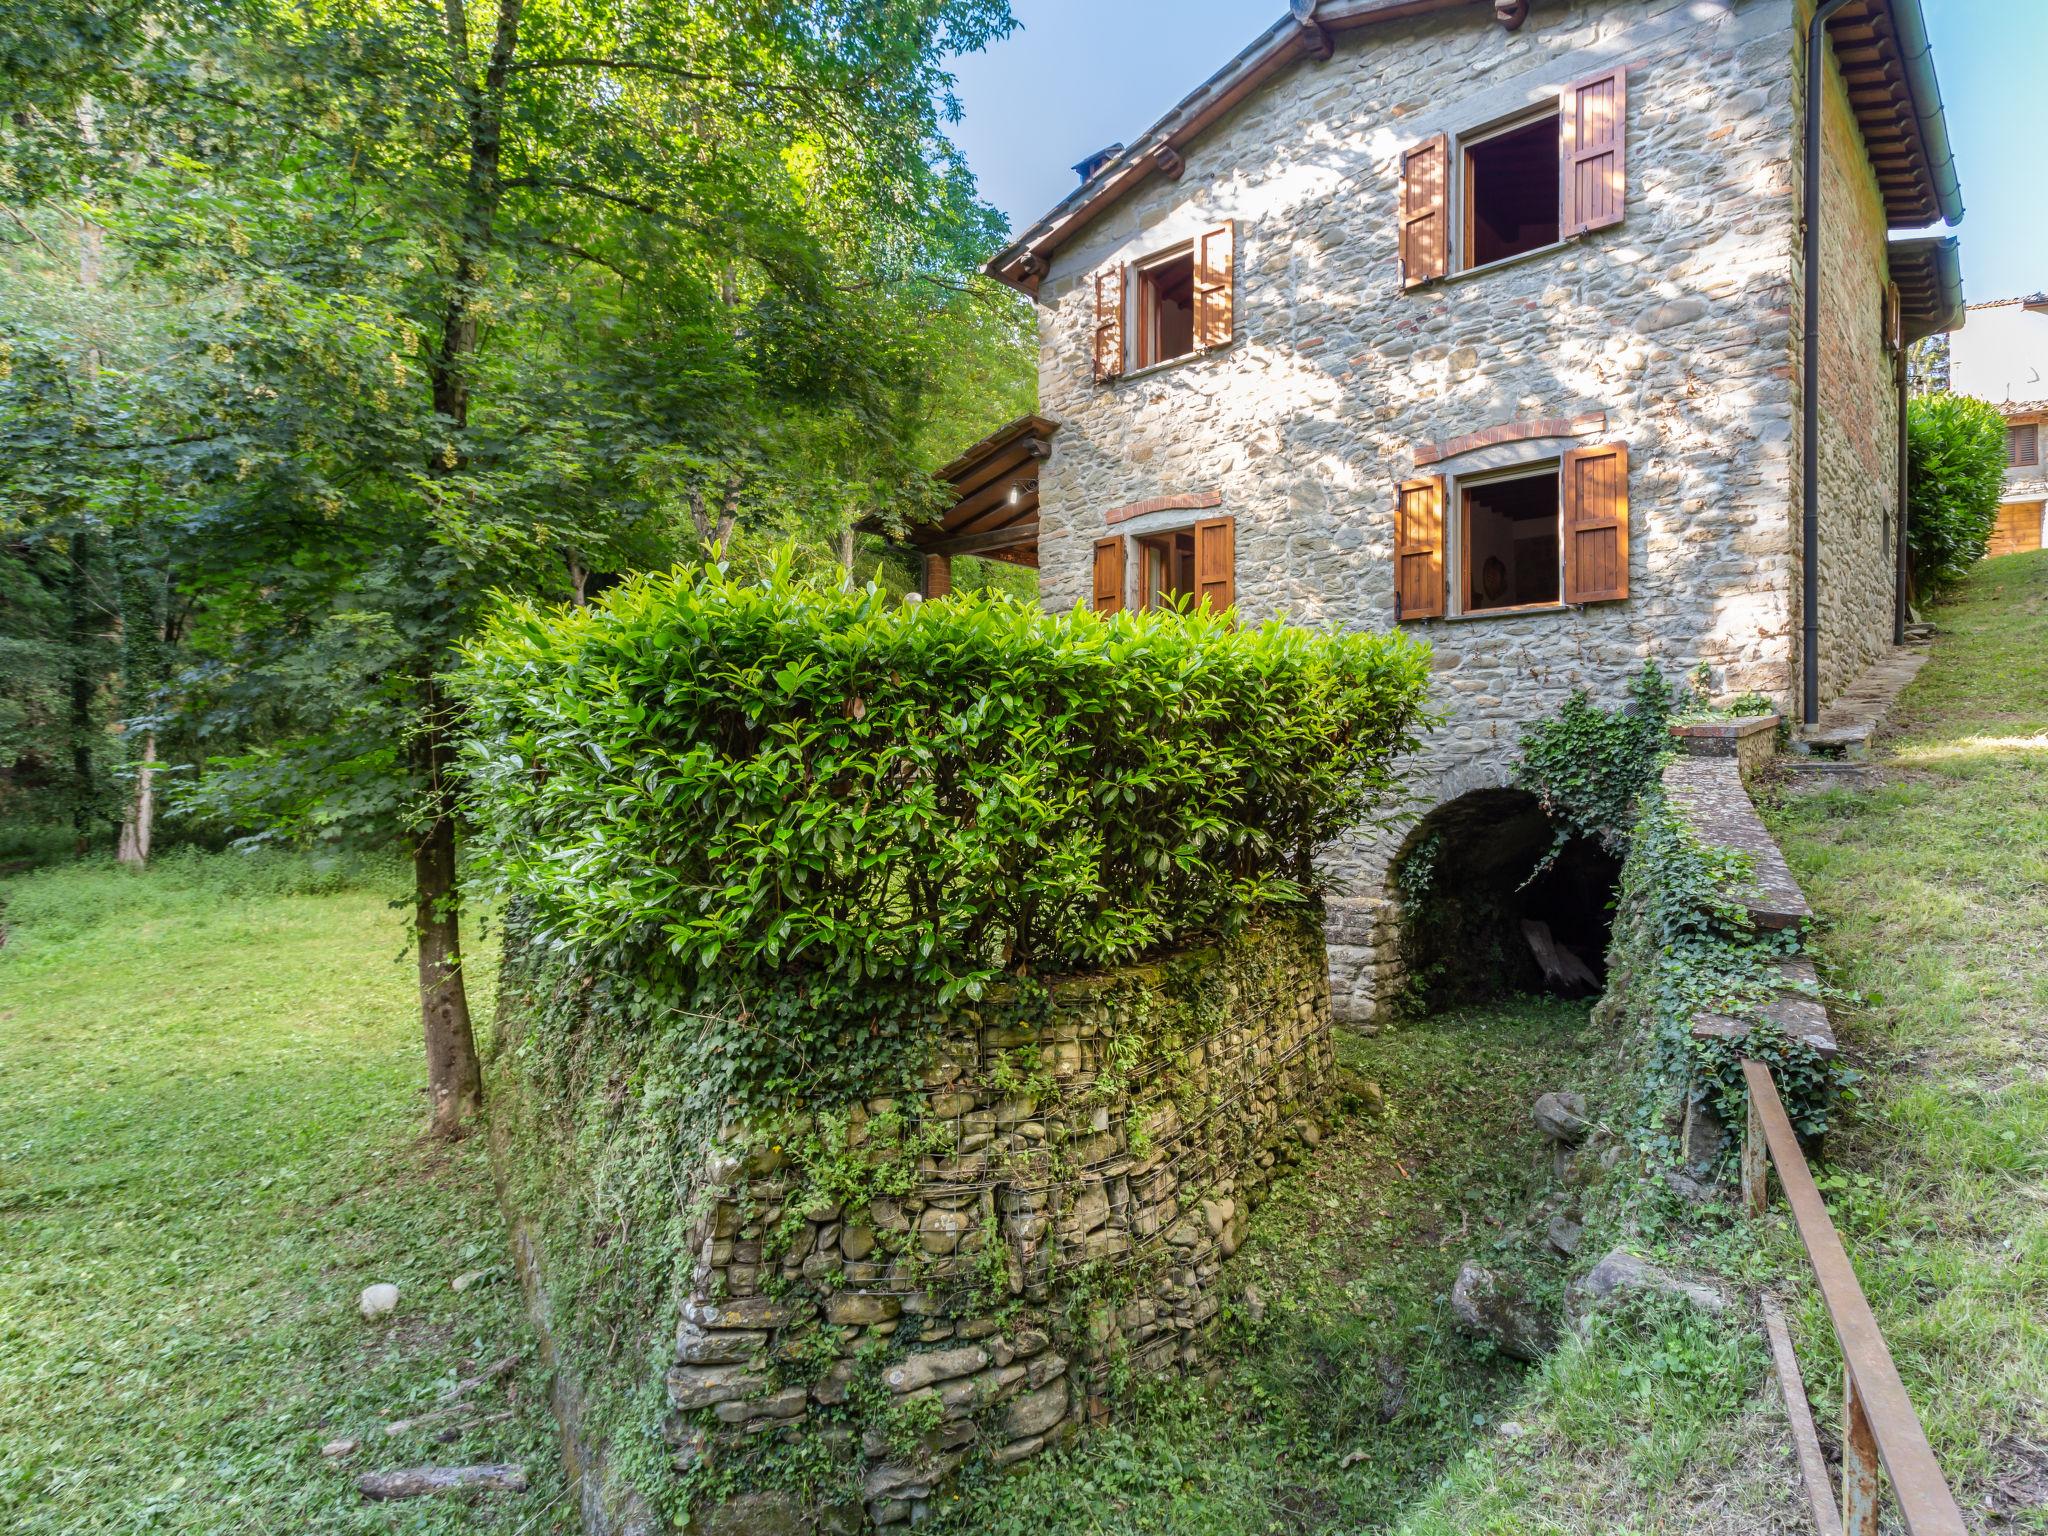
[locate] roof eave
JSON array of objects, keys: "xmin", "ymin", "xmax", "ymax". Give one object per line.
[{"xmin": 985, "ymin": 0, "xmax": 1497, "ymax": 296}]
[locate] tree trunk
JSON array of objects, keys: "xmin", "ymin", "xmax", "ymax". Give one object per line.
[
  {"xmin": 115, "ymin": 730, "xmax": 156, "ymax": 865},
  {"xmin": 837, "ymin": 525, "xmax": 857, "ymax": 590},
  {"xmin": 65, "ymin": 529, "xmax": 98, "ymax": 854},
  {"xmin": 413, "ymin": 677, "xmax": 481, "ymax": 1138}
]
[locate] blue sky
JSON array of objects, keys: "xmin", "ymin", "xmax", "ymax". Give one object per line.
[{"xmin": 948, "ymin": 0, "xmax": 2045, "ymax": 303}]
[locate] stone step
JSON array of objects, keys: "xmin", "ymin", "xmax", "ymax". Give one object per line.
[{"xmin": 1795, "ymin": 647, "xmax": 1930, "ymax": 758}]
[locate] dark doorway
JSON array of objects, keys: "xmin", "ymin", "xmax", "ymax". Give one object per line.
[{"xmin": 1388, "ymin": 788, "xmax": 1620, "ymax": 1014}]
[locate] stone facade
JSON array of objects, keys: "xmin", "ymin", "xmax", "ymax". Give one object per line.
[
  {"xmin": 1026, "ymin": 0, "xmax": 1907, "ymax": 1021},
  {"xmin": 501, "ymin": 914, "xmax": 1334, "ymax": 1532}
]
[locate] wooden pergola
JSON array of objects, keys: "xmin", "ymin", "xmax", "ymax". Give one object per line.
[{"xmin": 890, "ymin": 414, "xmax": 1056, "ymax": 596}]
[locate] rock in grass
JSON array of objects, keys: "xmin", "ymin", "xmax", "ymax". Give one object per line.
[
  {"xmin": 1546, "ymin": 1212, "xmax": 1584, "ymax": 1256},
  {"xmin": 1532, "ymin": 1092, "xmax": 1590, "ymax": 1144},
  {"xmin": 356, "ymin": 1464, "xmax": 527, "ymax": 1500},
  {"xmin": 1450, "ymin": 1262, "xmax": 1558, "ymax": 1361},
  {"xmin": 1572, "ymin": 1250, "xmax": 1728, "ymax": 1317},
  {"xmin": 358, "ymin": 1283, "xmax": 399, "ymax": 1321},
  {"xmin": 322, "ymin": 1437, "xmax": 359, "ymax": 1458},
  {"xmin": 450, "ymin": 1268, "xmax": 499, "ymax": 1294}
]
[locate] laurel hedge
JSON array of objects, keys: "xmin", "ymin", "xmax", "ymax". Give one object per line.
[{"xmin": 457, "ymin": 559, "xmax": 1431, "ymax": 1098}]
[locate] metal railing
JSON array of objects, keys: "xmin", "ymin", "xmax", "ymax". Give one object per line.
[{"xmin": 1739, "ymin": 1060, "xmax": 1969, "ymax": 1536}]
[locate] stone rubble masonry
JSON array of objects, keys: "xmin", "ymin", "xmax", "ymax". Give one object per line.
[
  {"xmin": 1028, "ymin": 0, "xmax": 1902, "ymax": 1023},
  {"xmin": 659, "ymin": 913, "xmax": 1334, "ymax": 1530}
]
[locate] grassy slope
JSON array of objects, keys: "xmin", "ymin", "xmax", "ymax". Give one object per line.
[
  {"xmin": 0, "ymin": 856, "xmax": 574, "ymax": 1536},
  {"xmin": 1760, "ymin": 550, "xmax": 2048, "ymax": 1523}
]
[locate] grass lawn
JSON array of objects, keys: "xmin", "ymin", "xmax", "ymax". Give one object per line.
[
  {"xmin": 1760, "ymin": 549, "xmax": 2048, "ymax": 1524},
  {"xmin": 0, "ymin": 855, "xmax": 574, "ymax": 1535}
]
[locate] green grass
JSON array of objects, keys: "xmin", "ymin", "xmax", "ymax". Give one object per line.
[
  {"xmin": 1757, "ymin": 549, "xmax": 2048, "ymax": 1524},
  {"xmin": 934, "ymin": 997, "xmax": 1666, "ymax": 1535},
  {"xmin": 0, "ymin": 851, "xmax": 575, "ymax": 1535}
]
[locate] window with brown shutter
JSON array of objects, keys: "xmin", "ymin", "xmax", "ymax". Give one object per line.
[
  {"xmin": 1194, "ymin": 223, "xmax": 1234, "ymax": 351},
  {"xmin": 1093, "ymin": 265, "xmax": 1125, "ymax": 383},
  {"xmin": 1404, "ymin": 67, "xmax": 1627, "ymax": 287},
  {"xmin": 1192, "ymin": 517, "xmax": 1235, "ymax": 614},
  {"xmin": 1561, "ymin": 442, "xmax": 1629, "ymax": 604},
  {"xmin": 1560, "ymin": 67, "xmax": 1627, "ymax": 238},
  {"xmin": 1393, "ymin": 476, "xmax": 1446, "ymax": 620},
  {"xmin": 2009, "ymin": 422, "xmax": 2039, "ymax": 468},
  {"xmin": 1399, "ymin": 135, "xmax": 1449, "ymax": 288},
  {"xmin": 1092, "ymin": 536, "xmax": 1125, "ymax": 613},
  {"xmin": 1130, "ymin": 518, "xmax": 1235, "ymax": 614}
]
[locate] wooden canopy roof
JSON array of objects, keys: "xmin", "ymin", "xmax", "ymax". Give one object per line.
[
  {"xmin": 894, "ymin": 414, "xmax": 1057, "ymax": 569},
  {"xmin": 1886, "ymin": 234, "xmax": 1964, "ymax": 344}
]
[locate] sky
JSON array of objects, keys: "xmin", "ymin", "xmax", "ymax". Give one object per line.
[{"xmin": 947, "ymin": 0, "xmax": 2046, "ymax": 304}]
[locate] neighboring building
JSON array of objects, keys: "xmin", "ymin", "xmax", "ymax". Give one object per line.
[
  {"xmin": 907, "ymin": 0, "xmax": 1964, "ymax": 1023},
  {"xmin": 1948, "ymin": 295, "xmax": 2048, "ymax": 559}
]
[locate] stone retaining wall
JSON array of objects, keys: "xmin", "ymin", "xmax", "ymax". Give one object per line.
[{"xmin": 495, "ymin": 912, "xmax": 1335, "ymax": 1533}]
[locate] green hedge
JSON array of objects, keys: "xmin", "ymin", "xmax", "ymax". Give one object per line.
[
  {"xmin": 458, "ymin": 559, "xmax": 1431, "ymax": 1100},
  {"xmin": 1907, "ymin": 393, "xmax": 2007, "ymax": 594}
]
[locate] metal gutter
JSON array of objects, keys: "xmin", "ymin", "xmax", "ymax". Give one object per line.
[{"xmin": 1881, "ymin": 0, "xmax": 1964, "ymax": 225}]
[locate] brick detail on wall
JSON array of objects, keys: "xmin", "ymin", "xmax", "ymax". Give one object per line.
[
  {"xmin": 1414, "ymin": 411, "xmax": 1607, "ymax": 465},
  {"xmin": 1103, "ymin": 490, "xmax": 1224, "ymax": 525}
]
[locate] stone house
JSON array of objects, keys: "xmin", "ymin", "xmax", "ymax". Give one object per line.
[
  {"xmin": 906, "ymin": 0, "xmax": 1964, "ymax": 1022},
  {"xmin": 1948, "ymin": 294, "xmax": 2048, "ymax": 559}
]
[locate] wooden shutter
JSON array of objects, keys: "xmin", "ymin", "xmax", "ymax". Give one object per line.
[
  {"xmin": 1399, "ymin": 135, "xmax": 1449, "ymax": 288},
  {"xmin": 2010, "ymin": 423, "xmax": 2039, "ymax": 468},
  {"xmin": 1393, "ymin": 476, "xmax": 1445, "ymax": 621},
  {"xmin": 1092, "ymin": 536, "xmax": 1125, "ymax": 613},
  {"xmin": 1194, "ymin": 222, "xmax": 1235, "ymax": 349},
  {"xmin": 1193, "ymin": 517, "xmax": 1235, "ymax": 614},
  {"xmin": 1093, "ymin": 265, "xmax": 1126, "ymax": 383},
  {"xmin": 1560, "ymin": 67, "xmax": 1627, "ymax": 237},
  {"xmin": 1562, "ymin": 442, "xmax": 1629, "ymax": 604}
]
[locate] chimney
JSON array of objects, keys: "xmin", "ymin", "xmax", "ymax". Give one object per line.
[{"xmin": 1071, "ymin": 143, "xmax": 1124, "ymax": 184}]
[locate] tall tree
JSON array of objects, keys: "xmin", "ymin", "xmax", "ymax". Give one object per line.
[{"xmin": 2, "ymin": 0, "xmax": 1025, "ymax": 1135}]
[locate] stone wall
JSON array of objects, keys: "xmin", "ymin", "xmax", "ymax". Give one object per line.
[
  {"xmin": 1035, "ymin": 0, "xmax": 1809, "ymax": 1021},
  {"xmin": 495, "ymin": 913, "xmax": 1335, "ymax": 1533},
  {"xmin": 1802, "ymin": 7, "xmax": 1903, "ymax": 707}
]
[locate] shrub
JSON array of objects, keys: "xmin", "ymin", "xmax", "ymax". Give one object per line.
[
  {"xmin": 1907, "ymin": 393, "xmax": 2007, "ymax": 594},
  {"xmin": 458, "ymin": 557, "xmax": 1432, "ymax": 1102}
]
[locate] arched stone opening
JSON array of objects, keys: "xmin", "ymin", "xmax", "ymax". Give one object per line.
[{"xmin": 1386, "ymin": 788, "xmax": 1620, "ymax": 1014}]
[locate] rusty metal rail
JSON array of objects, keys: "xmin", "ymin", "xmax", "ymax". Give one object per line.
[{"xmin": 1740, "ymin": 1060, "xmax": 1969, "ymax": 1536}]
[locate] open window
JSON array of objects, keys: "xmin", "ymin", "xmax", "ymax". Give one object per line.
[
  {"xmin": 1460, "ymin": 466, "xmax": 1561, "ymax": 613},
  {"xmin": 1463, "ymin": 114, "xmax": 1561, "ymax": 270},
  {"xmin": 1135, "ymin": 528, "xmax": 1196, "ymax": 608},
  {"xmin": 1091, "ymin": 517, "xmax": 1234, "ymax": 615},
  {"xmin": 1400, "ymin": 67, "xmax": 1625, "ymax": 287},
  {"xmin": 1394, "ymin": 444, "xmax": 1628, "ymax": 621},
  {"xmin": 1136, "ymin": 250, "xmax": 1196, "ymax": 369},
  {"xmin": 1092, "ymin": 223, "xmax": 1233, "ymax": 380}
]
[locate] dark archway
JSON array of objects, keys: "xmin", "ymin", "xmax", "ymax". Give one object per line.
[{"xmin": 1387, "ymin": 788, "xmax": 1620, "ymax": 1014}]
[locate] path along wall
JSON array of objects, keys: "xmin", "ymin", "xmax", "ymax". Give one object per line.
[{"xmin": 490, "ymin": 910, "xmax": 1335, "ymax": 1534}]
